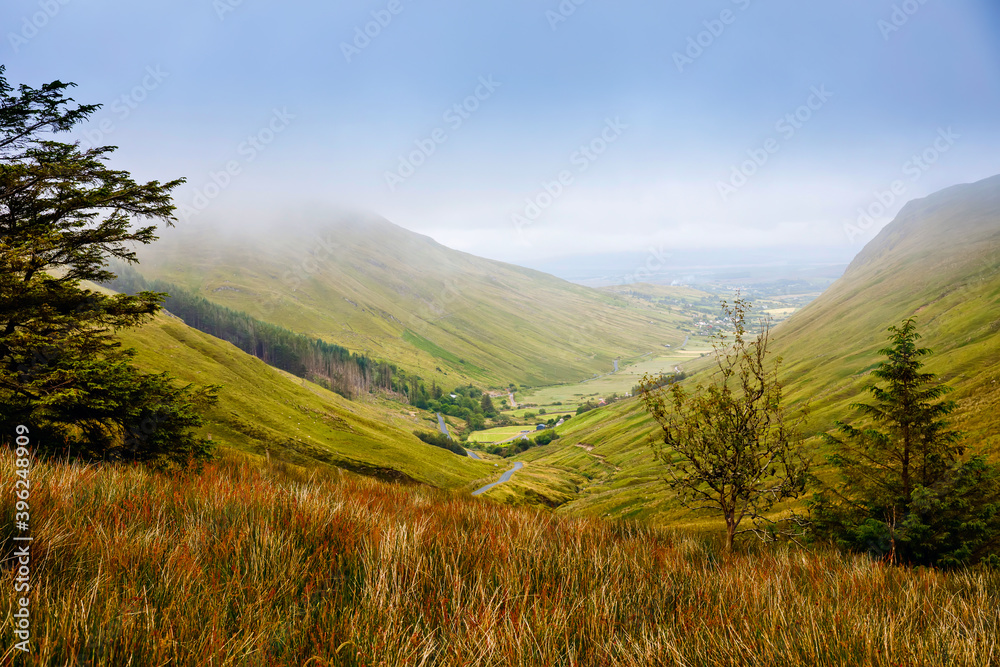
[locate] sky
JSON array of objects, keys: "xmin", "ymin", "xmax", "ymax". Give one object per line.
[{"xmin": 3, "ymin": 0, "xmax": 999, "ymax": 267}]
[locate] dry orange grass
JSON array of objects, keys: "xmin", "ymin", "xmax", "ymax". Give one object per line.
[{"xmin": 2, "ymin": 451, "xmax": 998, "ymax": 666}]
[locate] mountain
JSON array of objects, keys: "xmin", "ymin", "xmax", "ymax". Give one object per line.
[
  {"xmin": 134, "ymin": 214, "xmax": 688, "ymax": 388},
  {"xmin": 508, "ymin": 174, "xmax": 1000, "ymax": 520},
  {"xmin": 772, "ymin": 173, "xmax": 1000, "ymax": 443}
]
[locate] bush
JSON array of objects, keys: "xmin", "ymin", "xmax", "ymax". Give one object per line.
[
  {"xmin": 534, "ymin": 430, "xmax": 560, "ymax": 447},
  {"xmin": 413, "ymin": 430, "xmax": 467, "ymax": 457},
  {"xmin": 486, "ymin": 431, "xmax": 560, "ymax": 458}
]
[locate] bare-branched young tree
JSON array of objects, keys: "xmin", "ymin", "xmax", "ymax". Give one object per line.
[{"xmin": 640, "ymin": 296, "xmax": 811, "ymax": 551}]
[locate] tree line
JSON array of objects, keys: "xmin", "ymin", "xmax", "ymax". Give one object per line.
[
  {"xmin": 420, "ymin": 384, "xmax": 499, "ymax": 431},
  {"xmin": 101, "ymin": 263, "xmax": 419, "ymax": 402},
  {"xmin": 483, "ymin": 426, "xmax": 564, "ymax": 458}
]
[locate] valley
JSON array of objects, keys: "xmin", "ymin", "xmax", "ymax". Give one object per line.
[
  {"xmin": 115, "ymin": 309, "xmax": 498, "ymax": 490},
  {"xmin": 106, "ymin": 175, "xmax": 1000, "ymax": 522},
  {"xmin": 469, "ymin": 174, "xmax": 1000, "ymax": 519},
  {"xmin": 507, "ymin": 340, "xmax": 713, "ymax": 417},
  {"xmin": 5, "ymin": 11, "xmax": 1000, "ymax": 664}
]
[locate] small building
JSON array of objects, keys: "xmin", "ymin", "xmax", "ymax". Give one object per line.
[{"xmin": 536, "ymin": 424, "xmax": 547, "ymax": 431}]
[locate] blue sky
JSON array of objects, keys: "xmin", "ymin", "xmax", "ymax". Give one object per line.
[{"xmin": 3, "ymin": 0, "xmax": 999, "ymax": 264}]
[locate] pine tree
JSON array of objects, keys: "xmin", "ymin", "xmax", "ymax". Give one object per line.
[
  {"xmin": 811, "ymin": 319, "xmax": 1000, "ymax": 567},
  {"xmin": 0, "ymin": 66, "xmax": 217, "ymax": 467}
]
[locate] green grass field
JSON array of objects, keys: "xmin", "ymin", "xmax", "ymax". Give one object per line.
[
  {"xmin": 133, "ymin": 217, "xmax": 696, "ymax": 389},
  {"xmin": 510, "ymin": 339, "xmax": 714, "ymax": 414},
  {"xmin": 467, "ymin": 425, "xmax": 536, "ymax": 443}
]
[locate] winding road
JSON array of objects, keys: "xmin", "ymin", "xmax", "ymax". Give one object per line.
[
  {"xmin": 436, "ymin": 412, "xmax": 450, "ymax": 438},
  {"xmin": 472, "ymin": 462, "xmax": 524, "ymax": 496},
  {"xmin": 439, "ymin": 412, "xmax": 483, "ymax": 459}
]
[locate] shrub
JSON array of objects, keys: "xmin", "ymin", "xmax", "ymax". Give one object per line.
[{"xmin": 413, "ymin": 430, "xmax": 467, "ymax": 457}]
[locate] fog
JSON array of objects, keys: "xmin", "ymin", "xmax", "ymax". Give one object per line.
[{"xmin": 4, "ymin": 0, "xmax": 999, "ymax": 270}]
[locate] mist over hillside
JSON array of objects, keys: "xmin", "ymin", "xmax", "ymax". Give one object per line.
[
  {"xmin": 135, "ymin": 212, "xmax": 694, "ymax": 388},
  {"xmin": 772, "ymin": 172, "xmax": 1000, "ymax": 444}
]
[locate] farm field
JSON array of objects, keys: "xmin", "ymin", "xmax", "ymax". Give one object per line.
[
  {"xmin": 467, "ymin": 425, "xmax": 538, "ymax": 443},
  {"xmin": 508, "ymin": 338, "xmax": 714, "ymax": 415}
]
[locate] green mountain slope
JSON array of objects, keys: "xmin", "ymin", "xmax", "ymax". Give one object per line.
[
  {"xmin": 134, "ymin": 214, "xmax": 687, "ymax": 387},
  {"xmin": 501, "ymin": 174, "xmax": 1000, "ymax": 520},
  {"xmin": 115, "ymin": 309, "xmax": 496, "ymax": 488},
  {"xmin": 772, "ymin": 173, "xmax": 1000, "ymax": 443}
]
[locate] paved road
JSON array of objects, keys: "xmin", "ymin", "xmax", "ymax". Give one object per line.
[
  {"xmin": 472, "ymin": 462, "xmax": 524, "ymax": 496},
  {"xmin": 436, "ymin": 413, "xmax": 450, "ymax": 438},
  {"xmin": 613, "ymin": 359, "xmax": 619, "ymax": 372},
  {"xmin": 466, "ymin": 449, "xmax": 482, "ymax": 460}
]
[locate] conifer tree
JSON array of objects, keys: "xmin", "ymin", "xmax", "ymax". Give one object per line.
[
  {"xmin": 0, "ymin": 66, "xmax": 217, "ymax": 467},
  {"xmin": 811, "ymin": 319, "xmax": 1000, "ymax": 567}
]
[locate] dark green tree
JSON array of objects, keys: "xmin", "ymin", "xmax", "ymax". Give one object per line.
[
  {"xmin": 0, "ymin": 66, "xmax": 217, "ymax": 467},
  {"xmin": 810, "ymin": 319, "xmax": 1000, "ymax": 567},
  {"xmin": 480, "ymin": 393, "xmax": 496, "ymax": 416},
  {"xmin": 640, "ymin": 296, "xmax": 811, "ymax": 552},
  {"xmin": 466, "ymin": 412, "xmax": 486, "ymax": 432}
]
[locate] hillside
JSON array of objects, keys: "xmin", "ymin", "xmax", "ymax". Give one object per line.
[
  {"xmin": 771, "ymin": 173, "xmax": 1000, "ymax": 444},
  {"xmin": 134, "ymin": 214, "xmax": 688, "ymax": 388},
  {"xmin": 497, "ymin": 174, "xmax": 1000, "ymax": 519},
  {"xmin": 114, "ymin": 307, "xmax": 496, "ymax": 489}
]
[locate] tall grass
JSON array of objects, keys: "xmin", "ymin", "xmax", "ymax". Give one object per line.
[{"xmin": 2, "ymin": 451, "xmax": 998, "ymax": 666}]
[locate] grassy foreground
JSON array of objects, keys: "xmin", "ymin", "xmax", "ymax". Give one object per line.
[{"xmin": 2, "ymin": 452, "xmax": 999, "ymax": 666}]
